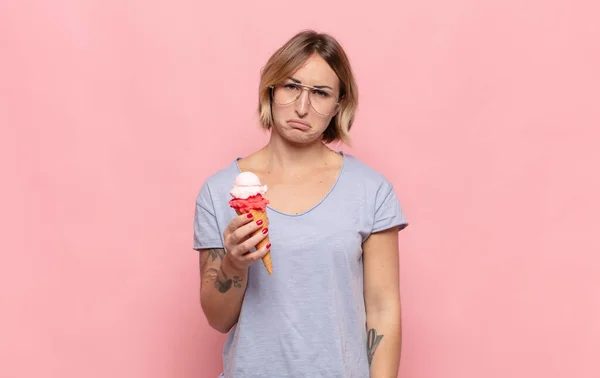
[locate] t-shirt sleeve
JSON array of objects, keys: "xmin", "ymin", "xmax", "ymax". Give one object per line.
[
  {"xmin": 372, "ymin": 178, "xmax": 409, "ymax": 234},
  {"xmin": 193, "ymin": 181, "xmax": 224, "ymax": 250}
]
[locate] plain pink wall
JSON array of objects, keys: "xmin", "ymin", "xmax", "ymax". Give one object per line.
[{"xmin": 2, "ymin": 1, "xmax": 599, "ymax": 377}]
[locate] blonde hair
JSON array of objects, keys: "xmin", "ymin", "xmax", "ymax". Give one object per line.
[{"xmin": 258, "ymin": 30, "xmax": 358, "ymax": 145}]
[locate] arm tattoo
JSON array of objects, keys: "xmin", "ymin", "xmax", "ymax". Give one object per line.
[
  {"xmin": 207, "ymin": 248, "xmax": 225, "ymax": 262},
  {"xmin": 207, "ymin": 266, "xmax": 243, "ymax": 293},
  {"xmin": 367, "ymin": 328, "xmax": 384, "ymax": 366},
  {"xmin": 200, "ymin": 248, "xmax": 243, "ymax": 294}
]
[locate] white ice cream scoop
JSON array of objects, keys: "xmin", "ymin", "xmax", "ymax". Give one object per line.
[{"xmin": 230, "ymin": 172, "xmax": 268, "ymax": 199}]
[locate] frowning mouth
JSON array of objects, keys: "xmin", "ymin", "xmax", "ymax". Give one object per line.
[{"xmin": 287, "ymin": 120, "xmax": 310, "ymax": 130}]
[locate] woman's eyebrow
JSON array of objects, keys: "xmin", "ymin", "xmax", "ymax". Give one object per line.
[{"xmin": 289, "ymin": 77, "xmax": 334, "ymax": 90}]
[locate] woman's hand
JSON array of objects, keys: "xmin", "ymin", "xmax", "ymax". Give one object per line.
[{"xmin": 223, "ymin": 213, "xmax": 270, "ymax": 271}]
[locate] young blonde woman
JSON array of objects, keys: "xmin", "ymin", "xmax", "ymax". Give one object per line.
[{"xmin": 194, "ymin": 30, "xmax": 409, "ymax": 378}]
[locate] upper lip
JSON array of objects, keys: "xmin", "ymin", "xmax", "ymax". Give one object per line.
[{"xmin": 288, "ymin": 119, "xmax": 310, "ymax": 127}]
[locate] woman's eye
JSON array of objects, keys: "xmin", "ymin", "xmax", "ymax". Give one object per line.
[
  {"xmin": 313, "ymin": 90, "xmax": 330, "ymax": 97},
  {"xmin": 284, "ymin": 84, "xmax": 299, "ymax": 90}
]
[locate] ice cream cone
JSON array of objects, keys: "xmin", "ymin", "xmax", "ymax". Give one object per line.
[
  {"xmin": 229, "ymin": 171, "xmax": 273, "ymax": 275},
  {"xmin": 236, "ymin": 209, "xmax": 273, "ymax": 275}
]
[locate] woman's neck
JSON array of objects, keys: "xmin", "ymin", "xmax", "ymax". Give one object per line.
[{"xmin": 257, "ymin": 131, "xmax": 338, "ymax": 175}]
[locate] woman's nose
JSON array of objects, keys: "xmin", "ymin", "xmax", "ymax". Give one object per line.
[{"xmin": 295, "ymin": 89, "xmax": 310, "ymax": 116}]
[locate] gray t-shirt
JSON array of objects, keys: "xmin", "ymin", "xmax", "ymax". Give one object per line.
[{"xmin": 194, "ymin": 152, "xmax": 408, "ymax": 378}]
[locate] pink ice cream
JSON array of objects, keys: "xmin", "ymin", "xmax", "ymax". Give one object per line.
[{"xmin": 229, "ymin": 172, "xmax": 270, "ymax": 212}]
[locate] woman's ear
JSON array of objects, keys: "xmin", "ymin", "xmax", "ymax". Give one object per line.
[{"xmin": 331, "ymin": 105, "xmax": 340, "ymax": 119}]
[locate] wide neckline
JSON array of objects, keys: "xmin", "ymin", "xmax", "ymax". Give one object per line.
[{"xmin": 233, "ymin": 151, "xmax": 346, "ymax": 218}]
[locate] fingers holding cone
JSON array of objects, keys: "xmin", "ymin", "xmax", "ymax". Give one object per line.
[{"xmin": 236, "ymin": 209, "xmax": 273, "ymax": 275}]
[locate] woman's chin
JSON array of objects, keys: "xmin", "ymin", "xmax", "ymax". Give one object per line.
[
  {"xmin": 271, "ymin": 126, "xmax": 321, "ymax": 146},
  {"xmin": 283, "ymin": 131, "xmax": 322, "ymax": 146}
]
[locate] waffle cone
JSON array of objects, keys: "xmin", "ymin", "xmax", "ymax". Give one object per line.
[{"xmin": 235, "ymin": 209, "xmax": 272, "ymax": 275}]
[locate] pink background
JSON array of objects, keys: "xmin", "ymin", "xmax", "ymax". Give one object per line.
[{"xmin": 2, "ymin": 1, "xmax": 599, "ymax": 377}]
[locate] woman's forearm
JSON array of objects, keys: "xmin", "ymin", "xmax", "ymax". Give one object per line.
[
  {"xmin": 199, "ymin": 248, "xmax": 248, "ymax": 333},
  {"xmin": 367, "ymin": 305, "xmax": 402, "ymax": 377}
]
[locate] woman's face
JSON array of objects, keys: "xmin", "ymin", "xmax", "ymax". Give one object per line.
[{"xmin": 271, "ymin": 54, "xmax": 341, "ymax": 145}]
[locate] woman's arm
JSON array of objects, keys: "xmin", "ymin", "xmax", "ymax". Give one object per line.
[
  {"xmin": 198, "ymin": 213, "xmax": 271, "ymax": 334},
  {"xmin": 363, "ymin": 227, "xmax": 402, "ymax": 377},
  {"xmin": 199, "ymin": 248, "xmax": 248, "ymax": 333}
]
